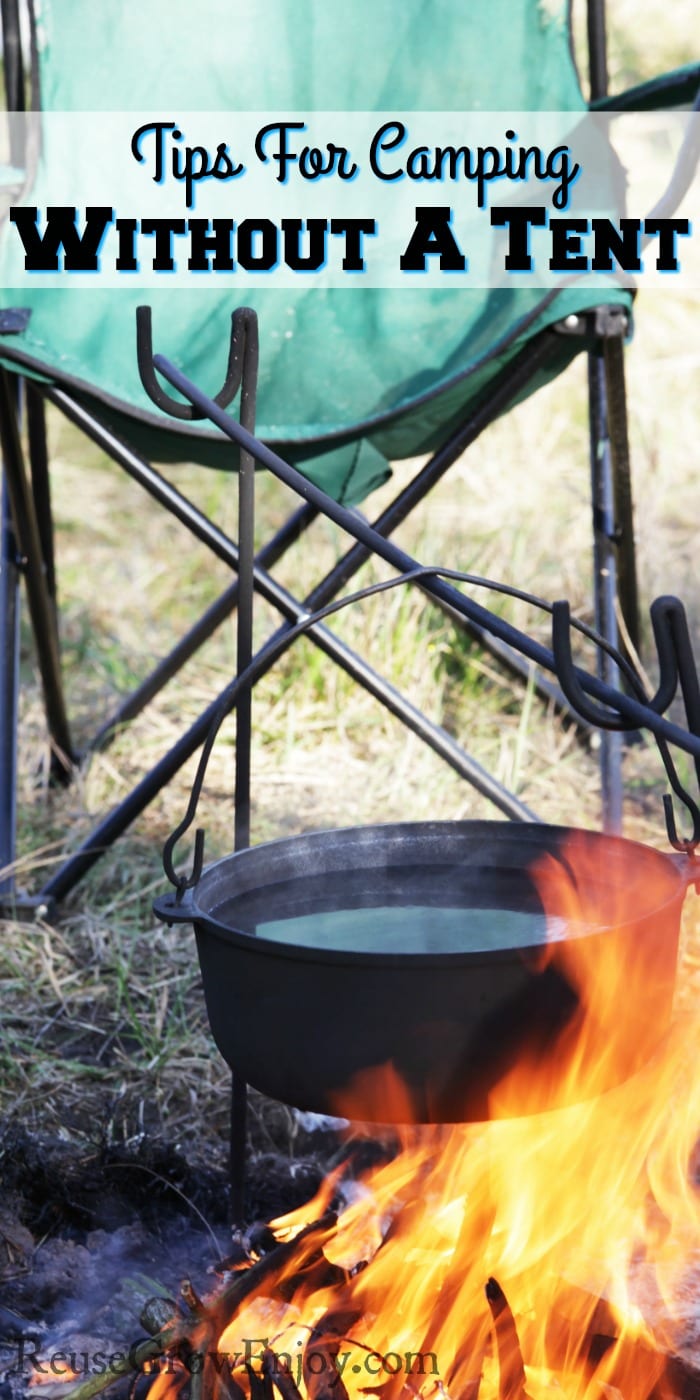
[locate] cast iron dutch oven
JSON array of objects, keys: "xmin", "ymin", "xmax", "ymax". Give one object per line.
[{"xmin": 155, "ymin": 820, "xmax": 697, "ymax": 1123}]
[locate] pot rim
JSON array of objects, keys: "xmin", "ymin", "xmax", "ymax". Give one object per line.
[{"xmin": 154, "ymin": 819, "xmax": 691, "ymax": 970}]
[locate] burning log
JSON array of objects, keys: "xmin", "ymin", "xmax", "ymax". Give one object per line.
[
  {"xmin": 181, "ymin": 1281, "xmax": 206, "ymax": 1319},
  {"xmin": 244, "ymin": 1363, "xmax": 274, "ymax": 1400},
  {"xmin": 485, "ymin": 1278, "xmax": 531, "ymax": 1400},
  {"xmin": 246, "ymin": 1226, "xmax": 281, "ymax": 1259},
  {"xmin": 190, "ymin": 1330, "xmax": 213, "ymax": 1400},
  {"xmin": 210, "ymin": 1213, "xmax": 338, "ymax": 1334},
  {"xmin": 261, "ymin": 1349, "xmax": 303, "ymax": 1400},
  {"xmin": 44, "ymin": 1028, "xmax": 700, "ymax": 1400},
  {"xmin": 210, "ymin": 1365, "xmax": 248, "ymax": 1400},
  {"xmin": 440, "ymin": 1326, "xmax": 489, "ymax": 1400},
  {"xmin": 662, "ymin": 1354, "xmax": 700, "ymax": 1399},
  {"xmin": 276, "ymin": 1255, "xmax": 347, "ymax": 1304},
  {"xmin": 302, "ymin": 1310, "xmax": 361, "ymax": 1400},
  {"xmin": 539, "ymin": 1277, "xmax": 679, "ymax": 1395},
  {"xmin": 212, "ymin": 1239, "xmax": 254, "ymax": 1275},
  {"xmin": 407, "ymin": 1188, "xmax": 495, "ymax": 1400}
]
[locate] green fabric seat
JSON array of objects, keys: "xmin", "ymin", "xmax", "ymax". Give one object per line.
[{"xmin": 0, "ymin": 0, "xmax": 633, "ymax": 504}]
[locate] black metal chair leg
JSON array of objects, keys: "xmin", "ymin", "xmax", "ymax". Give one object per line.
[
  {"xmin": 0, "ymin": 475, "xmax": 20, "ymax": 901},
  {"xmin": 0, "ymin": 370, "xmax": 74, "ymax": 782},
  {"xmin": 603, "ymin": 331, "xmax": 639, "ymax": 656},
  {"xmin": 587, "ymin": 346, "xmax": 623, "ymax": 833},
  {"xmin": 585, "ymin": 0, "xmax": 629, "ymax": 833},
  {"xmin": 586, "ymin": 0, "xmax": 608, "ymax": 103},
  {"xmin": 26, "ymin": 383, "xmax": 58, "ymax": 608},
  {"xmin": 0, "ymin": 0, "xmax": 24, "ymax": 125}
]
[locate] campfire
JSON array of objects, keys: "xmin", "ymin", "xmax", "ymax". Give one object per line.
[{"xmin": 38, "ymin": 832, "xmax": 700, "ymax": 1400}]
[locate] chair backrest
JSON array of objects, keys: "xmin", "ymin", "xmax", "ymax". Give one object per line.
[
  {"xmin": 33, "ymin": 0, "xmax": 586, "ymax": 113},
  {"xmin": 0, "ymin": 0, "xmax": 624, "ymax": 505}
]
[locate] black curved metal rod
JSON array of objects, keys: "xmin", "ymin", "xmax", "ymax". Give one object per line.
[
  {"xmin": 653, "ymin": 597, "xmax": 700, "ymax": 786},
  {"xmin": 148, "ymin": 351, "xmax": 700, "ymax": 767},
  {"xmin": 649, "ymin": 596, "xmax": 700, "ymax": 852},
  {"xmin": 551, "ymin": 600, "xmax": 637, "ymax": 732},
  {"xmin": 553, "ymin": 596, "xmax": 700, "ymax": 851},
  {"xmin": 161, "ymin": 565, "xmax": 540, "ymax": 892},
  {"xmin": 159, "ymin": 561, "xmax": 700, "ymax": 890},
  {"xmin": 136, "ymin": 305, "xmax": 255, "ymax": 421},
  {"xmin": 648, "ymin": 596, "xmax": 682, "ymax": 716}
]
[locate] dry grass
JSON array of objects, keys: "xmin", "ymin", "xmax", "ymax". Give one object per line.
[{"xmin": 1, "ymin": 4, "xmax": 699, "ymax": 1163}]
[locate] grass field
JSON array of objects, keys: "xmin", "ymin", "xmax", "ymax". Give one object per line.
[{"xmin": 1, "ymin": 2, "xmax": 699, "ymax": 1167}]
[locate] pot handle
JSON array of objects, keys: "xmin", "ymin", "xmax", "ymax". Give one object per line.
[{"xmin": 153, "ymin": 889, "xmax": 197, "ymax": 926}]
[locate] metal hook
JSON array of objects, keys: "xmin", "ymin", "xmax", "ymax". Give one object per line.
[
  {"xmin": 551, "ymin": 600, "xmax": 636, "ymax": 731},
  {"xmin": 650, "ymin": 596, "xmax": 700, "ymax": 854},
  {"xmin": 160, "ymin": 671, "xmax": 241, "ymax": 892},
  {"xmin": 647, "ymin": 595, "xmax": 681, "ymax": 714},
  {"xmin": 650, "ymin": 597, "xmax": 700, "ymax": 778},
  {"xmin": 145, "ymin": 306, "xmax": 260, "ymax": 890},
  {"xmin": 136, "ymin": 304, "xmax": 256, "ymax": 421},
  {"xmin": 553, "ymin": 597, "xmax": 700, "ymax": 849},
  {"xmin": 662, "ymin": 791, "xmax": 700, "ymax": 855},
  {"xmin": 163, "ymin": 825, "xmax": 205, "ymax": 900}
]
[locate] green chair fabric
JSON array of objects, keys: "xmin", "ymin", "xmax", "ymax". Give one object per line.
[{"xmin": 0, "ymin": 0, "xmax": 632, "ymax": 504}]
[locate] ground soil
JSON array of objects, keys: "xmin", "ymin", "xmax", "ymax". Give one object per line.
[{"xmin": 0, "ymin": 1122, "xmax": 345, "ymax": 1395}]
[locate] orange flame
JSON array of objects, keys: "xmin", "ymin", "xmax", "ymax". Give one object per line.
[{"xmin": 163, "ymin": 833, "xmax": 700, "ymax": 1399}]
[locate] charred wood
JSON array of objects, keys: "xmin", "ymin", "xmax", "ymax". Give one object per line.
[
  {"xmin": 61, "ymin": 1319, "xmax": 189, "ymax": 1400},
  {"xmin": 261, "ymin": 1348, "xmax": 304, "ymax": 1400},
  {"xmin": 211, "ymin": 1237, "xmax": 253, "ymax": 1276},
  {"xmin": 661, "ymin": 1353, "xmax": 700, "ymax": 1400},
  {"xmin": 245, "ymin": 1363, "xmax": 274, "ymax": 1400},
  {"xmin": 211, "ymin": 1213, "xmax": 338, "ymax": 1333},
  {"xmin": 541, "ymin": 1279, "xmax": 672, "ymax": 1394},
  {"xmin": 279, "ymin": 1255, "xmax": 347, "ymax": 1304},
  {"xmin": 58, "ymin": 1214, "xmax": 336, "ymax": 1400},
  {"xmin": 181, "ymin": 1280, "xmax": 206, "ymax": 1318},
  {"xmin": 190, "ymin": 1334, "xmax": 209, "ymax": 1400},
  {"xmin": 140, "ymin": 1297, "xmax": 179, "ymax": 1336},
  {"xmin": 485, "ymin": 1278, "xmax": 531, "ymax": 1400},
  {"xmin": 212, "ymin": 1372, "xmax": 248, "ymax": 1400},
  {"xmin": 444, "ymin": 1326, "xmax": 488, "ymax": 1400},
  {"xmin": 302, "ymin": 1309, "xmax": 361, "ymax": 1400},
  {"xmin": 246, "ymin": 1225, "xmax": 279, "ymax": 1258}
]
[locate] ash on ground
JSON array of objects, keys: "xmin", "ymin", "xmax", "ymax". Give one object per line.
[{"xmin": 0, "ymin": 1118, "xmax": 347, "ymax": 1399}]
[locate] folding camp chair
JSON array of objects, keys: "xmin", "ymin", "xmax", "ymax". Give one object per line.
[{"xmin": 0, "ymin": 0, "xmax": 697, "ymax": 922}]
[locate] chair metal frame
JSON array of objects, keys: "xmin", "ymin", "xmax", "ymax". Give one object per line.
[
  {"xmin": 0, "ymin": 0, "xmax": 643, "ymax": 919},
  {"xmin": 146, "ymin": 330, "xmax": 700, "ymax": 1225}
]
